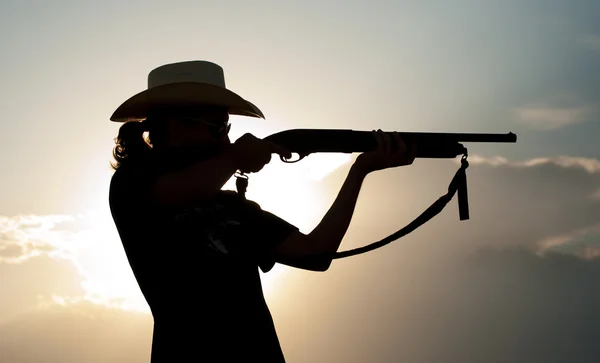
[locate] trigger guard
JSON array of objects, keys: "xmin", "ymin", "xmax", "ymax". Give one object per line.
[{"xmin": 280, "ymin": 153, "xmax": 307, "ymax": 163}]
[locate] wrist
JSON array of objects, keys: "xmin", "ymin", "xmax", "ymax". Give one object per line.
[{"xmin": 350, "ymin": 161, "xmax": 370, "ymax": 179}]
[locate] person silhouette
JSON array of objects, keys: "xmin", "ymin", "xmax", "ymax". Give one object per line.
[{"xmin": 108, "ymin": 60, "xmax": 415, "ymax": 362}]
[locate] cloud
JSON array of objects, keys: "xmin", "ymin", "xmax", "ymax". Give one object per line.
[
  {"xmin": 465, "ymin": 155, "xmax": 600, "ymax": 174},
  {"xmin": 455, "ymin": 154, "xmax": 600, "ymax": 259},
  {"xmin": 0, "ymin": 213, "xmax": 91, "ymax": 267},
  {"xmin": 514, "ymin": 105, "xmax": 595, "ymax": 130},
  {"xmin": 453, "ymin": 154, "xmax": 600, "ymax": 255},
  {"xmin": 0, "ymin": 214, "xmax": 70, "ymax": 264},
  {"xmin": 0, "ymin": 211, "xmax": 148, "ymax": 323},
  {"xmin": 0, "ymin": 255, "xmax": 85, "ymax": 322},
  {"xmin": 0, "ymin": 242, "xmax": 25, "ymax": 259},
  {"xmin": 537, "ymin": 222, "xmax": 600, "ymax": 259}
]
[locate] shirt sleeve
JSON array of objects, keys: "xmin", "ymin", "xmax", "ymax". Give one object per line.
[{"xmin": 239, "ymin": 200, "xmax": 299, "ymax": 273}]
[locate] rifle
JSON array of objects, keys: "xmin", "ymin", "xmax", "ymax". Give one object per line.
[
  {"xmin": 234, "ymin": 129, "xmax": 517, "ymax": 260},
  {"xmin": 264, "ymin": 129, "xmax": 517, "ymax": 160}
]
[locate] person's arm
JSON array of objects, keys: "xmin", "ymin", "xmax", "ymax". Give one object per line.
[
  {"xmin": 151, "ymin": 148, "xmax": 239, "ymax": 206},
  {"xmin": 273, "ymin": 130, "xmax": 416, "ymax": 272},
  {"xmin": 273, "ymin": 163, "xmax": 367, "ymax": 271},
  {"xmin": 308, "ymin": 163, "xmax": 367, "ymax": 253},
  {"xmin": 151, "ymin": 134, "xmax": 292, "ymax": 206}
]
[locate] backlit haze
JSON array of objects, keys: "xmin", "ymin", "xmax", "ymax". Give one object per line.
[{"xmin": 1, "ymin": 1, "xmax": 599, "ymax": 362}]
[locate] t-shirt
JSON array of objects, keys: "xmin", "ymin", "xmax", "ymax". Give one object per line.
[{"xmin": 108, "ymin": 153, "xmax": 299, "ymax": 363}]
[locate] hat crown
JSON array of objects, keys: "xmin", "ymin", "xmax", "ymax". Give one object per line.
[
  {"xmin": 111, "ymin": 60, "xmax": 265, "ymax": 122},
  {"xmin": 148, "ymin": 61, "xmax": 226, "ymax": 89}
]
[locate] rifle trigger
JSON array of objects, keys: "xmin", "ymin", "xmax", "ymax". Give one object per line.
[{"xmin": 280, "ymin": 153, "xmax": 307, "ymax": 163}]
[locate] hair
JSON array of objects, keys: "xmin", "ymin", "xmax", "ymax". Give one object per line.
[{"xmin": 111, "ymin": 116, "xmax": 168, "ymax": 170}]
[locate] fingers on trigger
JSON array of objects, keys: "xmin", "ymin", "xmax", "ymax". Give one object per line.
[{"xmin": 273, "ymin": 143, "xmax": 292, "ymax": 158}]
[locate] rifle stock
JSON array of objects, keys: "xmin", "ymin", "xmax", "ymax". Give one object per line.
[{"xmin": 264, "ymin": 129, "xmax": 517, "ymax": 160}]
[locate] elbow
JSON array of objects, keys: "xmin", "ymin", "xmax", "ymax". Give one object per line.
[
  {"xmin": 312, "ymin": 253, "xmax": 332, "ymax": 272},
  {"xmin": 306, "ymin": 235, "xmax": 333, "ymax": 272},
  {"xmin": 275, "ymin": 231, "xmax": 334, "ymax": 272},
  {"xmin": 314, "ymin": 260, "xmax": 332, "ymax": 272},
  {"xmin": 301, "ymin": 260, "xmax": 330, "ymax": 272},
  {"xmin": 304, "ymin": 258, "xmax": 331, "ymax": 272}
]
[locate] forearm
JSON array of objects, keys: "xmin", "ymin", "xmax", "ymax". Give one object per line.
[
  {"xmin": 153, "ymin": 147, "xmax": 240, "ymax": 205},
  {"xmin": 308, "ymin": 162, "xmax": 367, "ymax": 255},
  {"xmin": 181, "ymin": 147, "xmax": 240, "ymax": 197}
]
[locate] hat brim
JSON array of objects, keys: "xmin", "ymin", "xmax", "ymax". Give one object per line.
[{"xmin": 110, "ymin": 82, "xmax": 265, "ymax": 122}]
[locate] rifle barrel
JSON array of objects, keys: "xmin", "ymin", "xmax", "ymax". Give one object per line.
[{"xmin": 264, "ymin": 129, "xmax": 517, "ymax": 159}]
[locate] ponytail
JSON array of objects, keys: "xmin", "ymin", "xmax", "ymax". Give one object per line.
[{"xmin": 111, "ymin": 120, "xmax": 152, "ymax": 170}]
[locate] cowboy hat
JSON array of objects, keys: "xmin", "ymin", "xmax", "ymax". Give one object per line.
[{"xmin": 110, "ymin": 60, "xmax": 265, "ymax": 122}]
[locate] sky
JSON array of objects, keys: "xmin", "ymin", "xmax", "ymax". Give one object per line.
[{"xmin": 1, "ymin": 0, "xmax": 599, "ymax": 362}]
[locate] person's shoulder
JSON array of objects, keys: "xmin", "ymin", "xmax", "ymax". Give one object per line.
[
  {"xmin": 112, "ymin": 161, "xmax": 156, "ymax": 181},
  {"xmin": 109, "ymin": 162, "xmax": 158, "ymax": 201}
]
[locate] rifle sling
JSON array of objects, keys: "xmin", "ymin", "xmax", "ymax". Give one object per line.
[{"xmin": 235, "ymin": 154, "xmax": 470, "ymax": 262}]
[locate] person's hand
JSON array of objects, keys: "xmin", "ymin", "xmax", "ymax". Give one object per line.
[
  {"xmin": 354, "ymin": 129, "xmax": 416, "ymax": 174},
  {"xmin": 230, "ymin": 133, "xmax": 292, "ymax": 173}
]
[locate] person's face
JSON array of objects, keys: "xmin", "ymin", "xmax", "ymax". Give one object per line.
[{"xmin": 164, "ymin": 106, "xmax": 231, "ymax": 148}]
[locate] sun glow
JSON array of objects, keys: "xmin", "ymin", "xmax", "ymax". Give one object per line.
[
  {"xmin": 74, "ymin": 120, "xmax": 351, "ymax": 312},
  {"xmin": 72, "ymin": 207, "xmax": 152, "ymax": 314}
]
